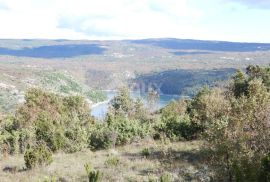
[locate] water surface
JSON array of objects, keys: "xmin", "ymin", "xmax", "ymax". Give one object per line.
[{"xmin": 91, "ymin": 91, "xmax": 181, "ymax": 120}]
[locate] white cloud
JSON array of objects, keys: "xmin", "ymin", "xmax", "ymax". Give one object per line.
[
  {"xmin": 0, "ymin": 0, "xmax": 269, "ymax": 42},
  {"xmin": 0, "ymin": 0, "xmax": 89, "ymax": 39},
  {"xmin": 0, "ymin": 0, "xmax": 205, "ymax": 40},
  {"xmin": 57, "ymin": 0, "xmax": 206, "ymax": 39},
  {"xmin": 0, "ymin": 1, "xmax": 8, "ymax": 11},
  {"xmin": 224, "ymin": 0, "xmax": 270, "ymax": 9}
]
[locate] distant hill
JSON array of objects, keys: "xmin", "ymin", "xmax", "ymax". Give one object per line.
[
  {"xmin": 0, "ymin": 38, "xmax": 270, "ymax": 59},
  {"xmin": 134, "ymin": 68, "xmax": 236, "ymax": 96},
  {"xmin": 0, "ymin": 44, "xmax": 106, "ymax": 58},
  {"xmin": 0, "ymin": 38, "xmax": 270, "ymax": 113},
  {"xmin": 130, "ymin": 38, "xmax": 270, "ymax": 52}
]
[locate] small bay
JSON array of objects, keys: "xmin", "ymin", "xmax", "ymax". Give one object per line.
[{"xmin": 91, "ymin": 90, "xmax": 182, "ymax": 119}]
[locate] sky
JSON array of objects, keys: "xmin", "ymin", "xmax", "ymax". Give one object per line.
[{"xmin": 0, "ymin": 0, "xmax": 269, "ymax": 42}]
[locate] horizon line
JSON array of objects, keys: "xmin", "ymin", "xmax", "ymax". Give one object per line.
[{"xmin": 0, "ymin": 37, "xmax": 270, "ymax": 44}]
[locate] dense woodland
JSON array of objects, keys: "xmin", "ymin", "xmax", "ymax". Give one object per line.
[{"xmin": 1, "ymin": 65, "xmax": 270, "ymax": 181}]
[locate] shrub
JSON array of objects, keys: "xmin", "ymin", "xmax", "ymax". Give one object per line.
[
  {"xmin": 16, "ymin": 88, "xmax": 64, "ymax": 128},
  {"xmin": 18, "ymin": 129, "xmax": 35, "ymax": 153},
  {"xmin": 160, "ymin": 114, "xmax": 193, "ymax": 140},
  {"xmin": 157, "ymin": 100, "xmax": 197, "ymax": 140},
  {"xmin": 89, "ymin": 124, "xmax": 114, "ymax": 150},
  {"xmin": 64, "ymin": 125, "xmax": 88, "ymax": 153},
  {"xmin": 107, "ymin": 115, "xmax": 151, "ymax": 145},
  {"xmin": 109, "ymin": 86, "xmax": 150, "ymax": 121},
  {"xmin": 92, "ymin": 86, "xmax": 153, "ymax": 148},
  {"xmin": 89, "ymin": 113, "xmax": 153, "ymax": 150},
  {"xmin": 34, "ymin": 111, "xmax": 88, "ymax": 153},
  {"xmin": 188, "ymin": 87, "xmax": 230, "ymax": 134},
  {"xmin": 24, "ymin": 143, "xmax": 53, "ymax": 169},
  {"xmin": 232, "ymin": 156, "xmax": 260, "ymax": 182},
  {"xmin": 84, "ymin": 163, "xmax": 103, "ymax": 182},
  {"xmin": 141, "ymin": 148, "xmax": 151, "ymax": 158},
  {"xmin": 35, "ymin": 113, "xmax": 60, "ymax": 152},
  {"xmin": 202, "ymin": 66, "xmax": 270, "ymax": 181},
  {"xmin": 160, "ymin": 173, "xmax": 173, "ymax": 182},
  {"xmin": 148, "ymin": 176, "xmax": 157, "ymax": 182},
  {"xmin": 259, "ymin": 153, "xmax": 270, "ymax": 182},
  {"xmin": 0, "ymin": 116, "xmax": 34, "ymax": 155},
  {"xmin": 6, "ymin": 89, "xmax": 94, "ymax": 154},
  {"xmin": 110, "ymin": 87, "xmax": 134, "ymax": 116},
  {"xmin": 147, "ymin": 88, "xmax": 160, "ymax": 112},
  {"xmin": 105, "ymin": 155, "xmax": 120, "ymax": 167}
]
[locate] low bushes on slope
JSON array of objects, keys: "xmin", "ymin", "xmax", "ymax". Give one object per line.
[{"xmin": 0, "ymin": 88, "xmax": 93, "ymax": 155}]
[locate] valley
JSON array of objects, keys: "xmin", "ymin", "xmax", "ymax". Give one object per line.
[
  {"xmin": 1, "ymin": 1, "xmax": 270, "ymax": 181},
  {"xmin": 1, "ymin": 38, "xmax": 270, "ymax": 116}
]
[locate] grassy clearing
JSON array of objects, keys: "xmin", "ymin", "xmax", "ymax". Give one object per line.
[{"xmin": 0, "ymin": 140, "xmax": 208, "ymax": 182}]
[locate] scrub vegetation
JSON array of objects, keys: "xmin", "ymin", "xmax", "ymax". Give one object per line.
[{"xmin": 1, "ymin": 65, "xmax": 270, "ymax": 181}]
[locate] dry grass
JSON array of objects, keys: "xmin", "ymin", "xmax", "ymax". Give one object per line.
[{"xmin": 0, "ymin": 139, "xmax": 208, "ymax": 182}]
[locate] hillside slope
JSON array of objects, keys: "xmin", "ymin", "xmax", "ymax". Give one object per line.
[{"xmin": 0, "ymin": 38, "xmax": 270, "ymax": 113}]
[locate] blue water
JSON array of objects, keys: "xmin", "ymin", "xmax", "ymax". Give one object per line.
[{"xmin": 91, "ymin": 91, "xmax": 181, "ymax": 120}]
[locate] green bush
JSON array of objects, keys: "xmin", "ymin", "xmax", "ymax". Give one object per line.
[
  {"xmin": 35, "ymin": 113, "xmax": 60, "ymax": 152},
  {"xmin": 259, "ymin": 153, "xmax": 270, "ymax": 182},
  {"xmin": 24, "ymin": 143, "xmax": 53, "ymax": 169},
  {"xmin": 89, "ymin": 124, "xmax": 114, "ymax": 150},
  {"xmin": 232, "ymin": 156, "xmax": 260, "ymax": 182},
  {"xmin": 105, "ymin": 155, "xmax": 120, "ymax": 167},
  {"xmin": 148, "ymin": 176, "xmax": 157, "ymax": 182},
  {"xmin": 5, "ymin": 89, "xmax": 93, "ymax": 154},
  {"xmin": 160, "ymin": 172, "xmax": 173, "ymax": 182},
  {"xmin": 88, "ymin": 86, "xmax": 153, "ymax": 149},
  {"xmin": 0, "ymin": 116, "xmax": 34, "ymax": 155},
  {"xmin": 18, "ymin": 129, "xmax": 35, "ymax": 153},
  {"xmin": 107, "ymin": 115, "xmax": 151, "ymax": 145},
  {"xmin": 1, "ymin": 131, "xmax": 20, "ymax": 154},
  {"xmin": 109, "ymin": 87, "xmax": 150, "ymax": 121},
  {"xmin": 85, "ymin": 163, "xmax": 103, "ymax": 182},
  {"xmin": 141, "ymin": 148, "xmax": 151, "ymax": 158},
  {"xmin": 89, "ymin": 113, "xmax": 153, "ymax": 150},
  {"xmin": 64, "ymin": 125, "xmax": 88, "ymax": 153},
  {"xmin": 156, "ymin": 100, "xmax": 197, "ymax": 140},
  {"xmin": 200, "ymin": 66, "xmax": 270, "ymax": 181},
  {"xmin": 35, "ymin": 112, "xmax": 88, "ymax": 153},
  {"xmin": 159, "ymin": 114, "xmax": 193, "ymax": 140}
]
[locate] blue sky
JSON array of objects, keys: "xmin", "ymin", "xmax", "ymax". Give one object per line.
[{"xmin": 0, "ymin": 0, "xmax": 269, "ymax": 42}]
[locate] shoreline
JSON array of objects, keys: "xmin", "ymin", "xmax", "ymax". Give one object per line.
[
  {"xmin": 91, "ymin": 90, "xmax": 185, "ymax": 109},
  {"xmin": 91, "ymin": 99, "xmax": 110, "ymax": 108},
  {"xmin": 90, "ymin": 90, "xmax": 116, "ymax": 109}
]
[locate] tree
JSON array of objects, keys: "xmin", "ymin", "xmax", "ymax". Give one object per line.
[
  {"xmin": 109, "ymin": 86, "xmax": 150, "ymax": 121},
  {"xmin": 1, "ymin": 88, "xmax": 93, "ymax": 154},
  {"xmin": 147, "ymin": 88, "xmax": 159, "ymax": 112},
  {"xmin": 231, "ymin": 70, "xmax": 248, "ymax": 97},
  {"xmin": 109, "ymin": 87, "xmax": 134, "ymax": 117},
  {"xmin": 246, "ymin": 65, "xmax": 270, "ymax": 90},
  {"xmin": 204, "ymin": 73, "xmax": 270, "ymax": 181}
]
